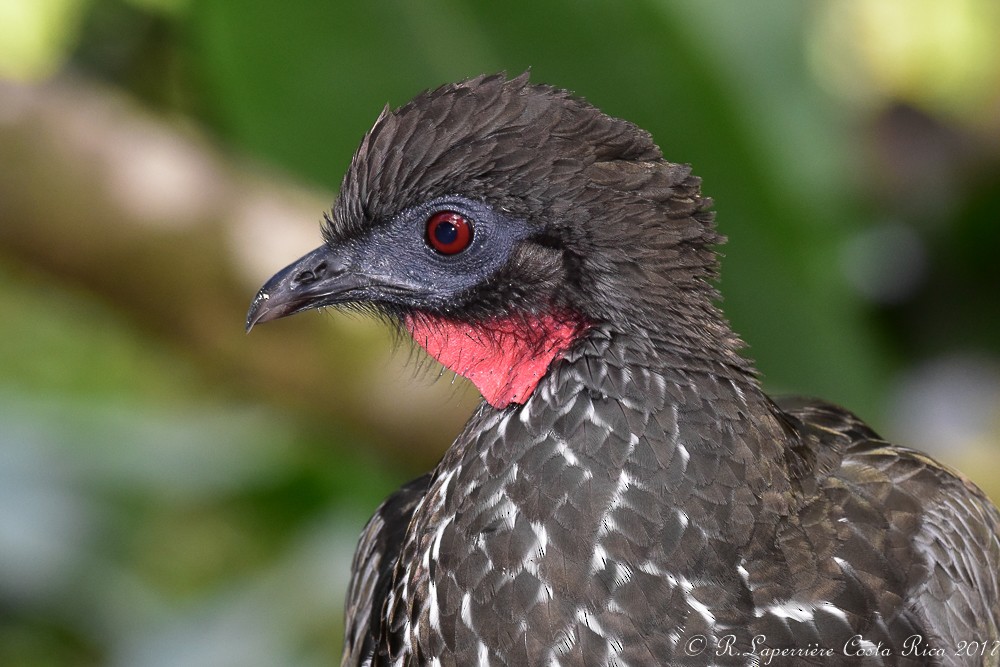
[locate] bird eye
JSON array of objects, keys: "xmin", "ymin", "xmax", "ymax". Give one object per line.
[{"xmin": 426, "ymin": 211, "xmax": 473, "ymax": 255}]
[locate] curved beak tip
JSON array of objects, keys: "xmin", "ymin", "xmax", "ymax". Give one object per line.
[
  {"xmin": 245, "ymin": 291, "xmax": 270, "ymax": 333},
  {"xmin": 244, "ymin": 243, "xmax": 353, "ymax": 333},
  {"xmin": 245, "ymin": 288, "xmax": 298, "ymax": 333}
]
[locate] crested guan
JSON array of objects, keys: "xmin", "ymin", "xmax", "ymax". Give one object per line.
[{"xmin": 247, "ymin": 73, "xmax": 1000, "ymax": 666}]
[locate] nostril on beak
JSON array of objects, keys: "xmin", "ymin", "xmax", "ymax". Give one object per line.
[{"xmin": 294, "ymin": 261, "xmax": 327, "ymax": 286}]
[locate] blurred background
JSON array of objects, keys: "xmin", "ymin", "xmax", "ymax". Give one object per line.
[{"xmin": 2, "ymin": 0, "xmax": 999, "ymax": 664}]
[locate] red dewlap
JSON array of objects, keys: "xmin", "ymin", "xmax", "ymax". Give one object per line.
[{"xmin": 405, "ymin": 312, "xmax": 590, "ymax": 408}]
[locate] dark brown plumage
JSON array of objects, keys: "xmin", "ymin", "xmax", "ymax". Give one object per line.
[{"xmin": 248, "ymin": 73, "xmax": 1000, "ymax": 666}]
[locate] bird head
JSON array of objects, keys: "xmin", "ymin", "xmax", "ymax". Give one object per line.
[{"xmin": 247, "ymin": 73, "xmax": 734, "ymax": 408}]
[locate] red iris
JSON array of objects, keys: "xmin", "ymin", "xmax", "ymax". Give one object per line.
[{"xmin": 426, "ymin": 211, "xmax": 473, "ymax": 255}]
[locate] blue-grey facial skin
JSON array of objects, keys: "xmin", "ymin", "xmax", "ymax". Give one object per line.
[
  {"xmin": 335, "ymin": 195, "xmax": 535, "ymax": 308},
  {"xmin": 247, "ymin": 196, "xmax": 534, "ymax": 328}
]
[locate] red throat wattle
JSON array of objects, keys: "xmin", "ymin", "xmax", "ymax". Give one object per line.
[{"xmin": 404, "ymin": 312, "xmax": 590, "ymax": 408}]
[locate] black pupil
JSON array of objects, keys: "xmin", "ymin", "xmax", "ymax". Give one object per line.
[{"xmin": 434, "ymin": 220, "xmax": 458, "ymax": 246}]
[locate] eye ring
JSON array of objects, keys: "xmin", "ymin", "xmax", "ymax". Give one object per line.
[{"xmin": 426, "ymin": 211, "xmax": 473, "ymax": 255}]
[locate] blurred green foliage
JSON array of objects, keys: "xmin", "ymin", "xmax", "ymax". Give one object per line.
[{"xmin": 2, "ymin": 1, "xmax": 999, "ymax": 665}]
